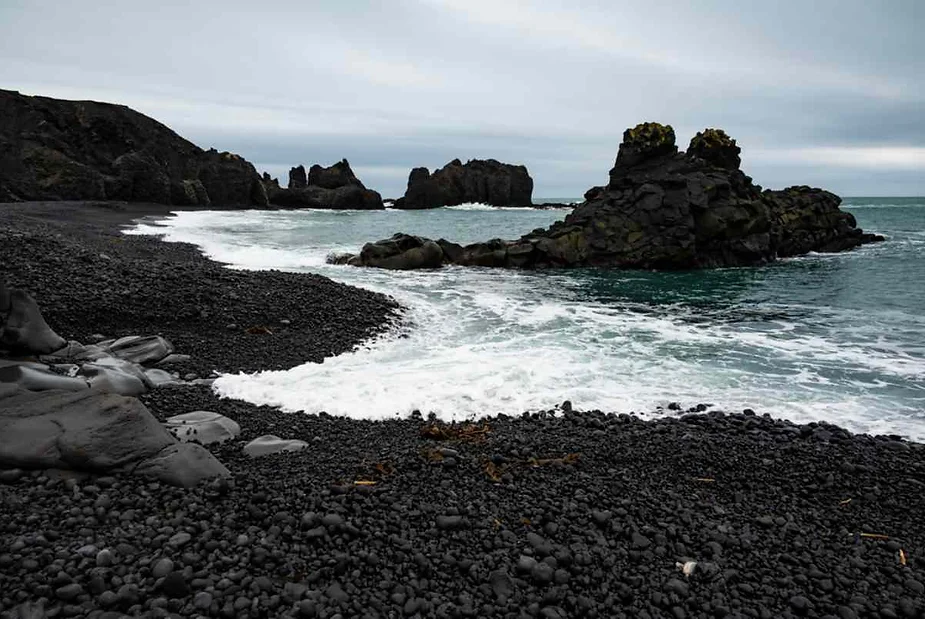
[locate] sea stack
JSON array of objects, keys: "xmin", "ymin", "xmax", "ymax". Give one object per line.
[
  {"xmin": 338, "ymin": 123, "xmax": 883, "ymax": 269},
  {"xmin": 263, "ymin": 159, "xmax": 383, "ymax": 210},
  {"xmin": 394, "ymin": 158, "xmax": 533, "ymax": 209}
]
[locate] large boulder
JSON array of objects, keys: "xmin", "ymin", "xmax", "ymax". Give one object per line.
[
  {"xmin": 0, "ymin": 385, "xmax": 174, "ymax": 470},
  {"xmin": 350, "ymin": 233, "xmax": 447, "ymax": 270},
  {"xmin": 267, "ymin": 159, "xmax": 383, "ymax": 210},
  {"xmin": 0, "ymin": 288, "xmax": 67, "ymax": 354},
  {"xmin": 395, "ymin": 158, "xmax": 534, "ymax": 209},
  {"xmin": 0, "ymin": 385, "xmax": 229, "ymax": 486},
  {"xmin": 0, "ymin": 88, "xmax": 267, "ymax": 207},
  {"xmin": 345, "ymin": 123, "xmax": 882, "ymax": 270}
]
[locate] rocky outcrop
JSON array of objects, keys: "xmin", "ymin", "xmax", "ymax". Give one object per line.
[
  {"xmin": 394, "ymin": 159, "xmax": 533, "ymax": 209},
  {"xmin": 339, "ymin": 123, "xmax": 882, "ymax": 270},
  {"xmin": 0, "ymin": 88, "xmax": 268, "ymax": 207},
  {"xmin": 263, "ymin": 159, "xmax": 383, "ymax": 210},
  {"xmin": 0, "ymin": 286, "xmax": 230, "ymax": 486},
  {"xmin": 0, "ymin": 385, "xmax": 229, "ymax": 487}
]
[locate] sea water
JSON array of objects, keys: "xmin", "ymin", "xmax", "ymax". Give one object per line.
[{"xmin": 127, "ymin": 198, "xmax": 925, "ymax": 440}]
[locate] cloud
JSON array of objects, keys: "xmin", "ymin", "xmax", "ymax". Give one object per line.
[{"xmin": 1, "ymin": 0, "xmax": 923, "ymax": 196}]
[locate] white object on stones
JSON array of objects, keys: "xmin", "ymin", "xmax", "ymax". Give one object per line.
[
  {"xmin": 242, "ymin": 435, "xmax": 309, "ymax": 458},
  {"xmin": 164, "ymin": 411, "xmax": 240, "ymax": 445},
  {"xmin": 104, "ymin": 335, "xmax": 174, "ymax": 365}
]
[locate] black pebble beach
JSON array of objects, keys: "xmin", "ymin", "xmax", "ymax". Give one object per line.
[{"xmin": 1, "ymin": 202, "xmax": 924, "ymax": 619}]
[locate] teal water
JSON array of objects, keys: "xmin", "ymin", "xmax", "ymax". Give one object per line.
[{"xmin": 129, "ymin": 198, "xmax": 925, "ymax": 439}]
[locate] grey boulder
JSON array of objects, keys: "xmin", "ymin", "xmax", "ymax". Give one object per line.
[
  {"xmin": 0, "ymin": 361, "xmax": 88, "ymax": 392},
  {"xmin": 243, "ymin": 435, "xmax": 309, "ymax": 458},
  {"xmin": 79, "ymin": 357, "xmax": 150, "ymax": 396},
  {"xmin": 164, "ymin": 411, "xmax": 241, "ymax": 445},
  {"xmin": 0, "ymin": 385, "xmax": 174, "ymax": 470},
  {"xmin": 0, "ymin": 288, "xmax": 67, "ymax": 354},
  {"xmin": 131, "ymin": 443, "xmax": 230, "ymax": 488},
  {"xmin": 105, "ymin": 335, "xmax": 174, "ymax": 365}
]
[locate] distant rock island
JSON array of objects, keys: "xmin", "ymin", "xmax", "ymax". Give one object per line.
[
  {"xmin": 394, "ymin": 158, "xmax": 533, "ymax": 209},
  {"xmin": 261, "ymin": 159, "xmax": 383, "ymax": 210},
  {"xmin": 0, "ymin": 89, "xmax": 267, "ymax": 207},
  {"xmin": 336, "ymin": 123, "xmax": 884, "ymax": 270}
]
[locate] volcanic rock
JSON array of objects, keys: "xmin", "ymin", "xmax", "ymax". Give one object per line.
[
  {"xmin": 349, "ymin": 123, "xmax": 882, "ymax": 269},
  {"xmin": 0, "ymin": 385, "xmax": 228, "ymax": 485},
  {"xmin": 0, "ymin": 88, "xmax": 267, "ymax": 206},
  {"xmin": 265, "ymin": 159, "xmax": 383, "ymax": 210},
  {"xmin": 394, "ymin": 158, "xmax": 533, "ymax": 209}
]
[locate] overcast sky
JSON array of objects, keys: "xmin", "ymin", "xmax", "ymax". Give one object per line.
[{"xmin": 1, "ymin": 0, "xmax": 922, "ymax": 197}]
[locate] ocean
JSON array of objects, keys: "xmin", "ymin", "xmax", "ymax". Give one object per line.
[{"xmin": 128, "ymin": 197, "xmax": 925, "ymax": 440}]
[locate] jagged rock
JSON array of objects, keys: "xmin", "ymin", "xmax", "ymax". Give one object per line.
[
  {"xmin": 131, "ymin": 443, "xmax": 230, "ymax": 488},
  {"xmin": 109, "ymin": 151, "xmax": 171, "ymax": 203},
  {"xmin": 289, "ymin": 165, "xmax": 307, "ymax": 189},
  {"xmin": 308, "ymin": 159, "xmax": 362, "ymax": 189},
  {"xmin": 267, "ymin": 159, "xmax": 383, "ymax": 210},
  {"xmin": 164, "ymin": 411, "xmax": 241, "ymax": 445},
  {"xmin": 350, "ymin": 123, "xmax": 882, "ymax": 270},
  {"xmin": 395, "ymin": 158, "xmax": 533, "ymax": 209},
  {"xmin": 243, "ymin": 435, "xmax": 309, "ymax": 458},
  {"xmin": 0, "ymin": 88, "xmax": 267, "ymax": 206},
  {"xmin": 104, "ymin": 335, "xmax": 174, "ymax": 365},
  {"xmin": 0, "ymin": 288, "xmax": 66, "ymax": 354}
]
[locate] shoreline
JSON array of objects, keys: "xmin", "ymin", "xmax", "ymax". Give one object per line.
[{"xmin": 1, "ymin": 200, "xmax": 924, "ymax": 618}]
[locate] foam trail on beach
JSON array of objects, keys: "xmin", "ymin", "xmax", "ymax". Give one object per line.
[{"xmin": 128, "ymin": 201, "xmax": 925, "ymax": 440}]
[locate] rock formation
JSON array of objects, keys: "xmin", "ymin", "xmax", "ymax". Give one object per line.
[
  {"xmin": 337, "ymin": 123, "xmax": 883, "ymax": 270},
  {"xmin": 0, "ymin": 88, "xmax": 268, "ymax": 207},
  {"xmin": 394, "ymin": 159, "xmax": 533, "ymax": 209},
  {"xmin": 262, "ymin": 159, "xmax": 383, "ymax": 210},
  {"xmin": 0, "ymin": 283, "xmax": 230, "ymax": 486}
]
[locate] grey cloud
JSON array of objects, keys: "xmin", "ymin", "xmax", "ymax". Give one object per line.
[{"xmin": 1, "ymin": 0, "xmax": 922, "ymax": 197}]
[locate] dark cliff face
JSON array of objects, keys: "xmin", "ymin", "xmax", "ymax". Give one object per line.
[
  {"xmin": 395, "ymin": 158, "xmax": 533, "ymax": 209},
  {"xmin": 263, "ymin": 159, "xmax": 383, "ymax": 210},
  {"xmin": 0, "ymin": 89, "xmax": 267, "ymax": 207},
  {"xmin": 339, "ymin": 123, "xmax": 882, "ymax": 271}
]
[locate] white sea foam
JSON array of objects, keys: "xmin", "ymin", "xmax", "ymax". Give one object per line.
[{"xmin": 127, "ymin": 208, "xmax": 925, "ymax": 441}]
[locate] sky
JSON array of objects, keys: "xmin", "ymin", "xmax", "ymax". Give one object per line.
[{"xmin": 1, "ymin": 0, "xmax": 923, "ymax": 198}]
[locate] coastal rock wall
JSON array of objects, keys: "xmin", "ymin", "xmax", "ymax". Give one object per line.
[
  {"xmin": 339, "ymin": 123, "xmax": 882, "ymax": 270},
  {"xmin": 0, "ymin": 89, "xmax": 267, "ymax": 207},
  {"xmin": 263, "ymin": 159, "xmax": 383, "ymax": 209},
  {"xmin": 395, "ymin": 158, "xmax": 533, "ymax": 209}
]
